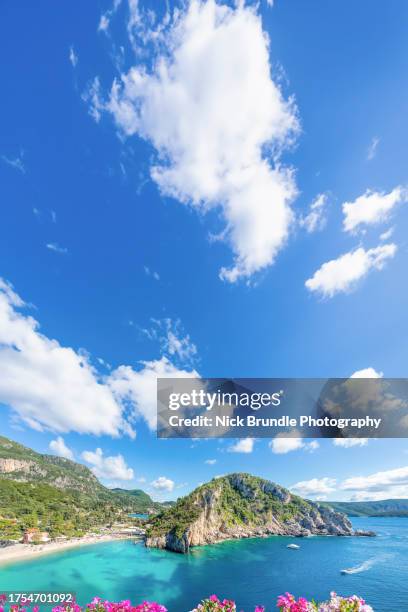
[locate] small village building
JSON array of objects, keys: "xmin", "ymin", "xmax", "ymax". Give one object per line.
[{"xmin": 23, "ymin": 528, "xmax": 50, "ymax": 544}]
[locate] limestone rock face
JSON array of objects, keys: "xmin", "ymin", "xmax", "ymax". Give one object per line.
[{"xmin": 145, "ymin": 473, "xmax": 357, "ymax": 553}]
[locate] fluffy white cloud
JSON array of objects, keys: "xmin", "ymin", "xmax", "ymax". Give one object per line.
[
  {"xmin": 108, "ymin": 356, "xmax": 199, "ymax": 430},
  {"xmin": 0, "ymin": 278, "xmax": 197, "ymax": 438},
  {"xmin": 290, "ymin": 477, "xmax": 337, "ymax": 498},
  {"xmin": 343, "ymin": 187, "xmax": 406, "ymax": 233},
  {"xmin": 82, "ymin": 447, "xmax": 134, "ymax": 480},
  {"xmin": 269, "ymin": 435, "xmax": 319, "ymax": 455},
  {"xmin": 300, "ymin": 193, "xmax": 328, "ymax": 233},
  {"xmin": 151, "ymin": 476, "xmax": 175, "ymax": 492},
  {"xmin": 49, "ymin": 436, "xmax": 74, "ymax": 460},
  {"xmin": 305, "ymin": 244, "xmax": 397, "ymax": 298},
  {"xmin": 333, "ymin": 438, "xmax": 368, "ymax": 448},
  {"xmin": 0, "ymin": 279, "xmax": 134, "ymax": 437},
  {"xmin": 205, "ymin": 459, "xmax": 217, "ymax": 465},
  {"xmin": 95, "ymin": 0, "xmax": 299, "ymax": 282},
  {"xmin": 228, "ymin": 438, "xmax": 255, "ymax": 453},
  {"xmin": 341, "ymin": 466, "xmax": 408, "ymax": 499},
  {"xmin": 351, "ymin": 367, "xmax": 383, "ymax": 379}
]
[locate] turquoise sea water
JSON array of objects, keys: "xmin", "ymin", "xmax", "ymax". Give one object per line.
[
  {"xmin": 128, "ymin": 513, "xmax": 149, "ymax": 519},
  {"xmin": 0, "ymin": 518, "xmax": 407, "ymax": 612}
]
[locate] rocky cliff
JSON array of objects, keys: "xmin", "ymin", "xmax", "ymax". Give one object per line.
[{"xmin": 145, "ymin": 473, "xmax": 357, "ymax": 553}]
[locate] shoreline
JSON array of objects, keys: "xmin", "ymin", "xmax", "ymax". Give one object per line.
[{"xmin": 0, "ymin": 534, "xmax": 140, "ymax": 567}]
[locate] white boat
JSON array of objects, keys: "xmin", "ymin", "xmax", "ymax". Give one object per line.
[{"xmin": 287, "ymin": 543, "xmax": 300, "ymax": 549}]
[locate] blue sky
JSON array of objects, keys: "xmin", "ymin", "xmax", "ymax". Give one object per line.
[{"xmin": 0, "ymin": 0, "xmax": 408, "ymax": 502}]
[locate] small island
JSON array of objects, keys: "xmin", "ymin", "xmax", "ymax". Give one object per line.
[{"xmin": 145, "ymin": 473, "xmax": 373, "ymax": 553}]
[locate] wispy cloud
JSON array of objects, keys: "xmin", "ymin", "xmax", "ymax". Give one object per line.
[
  {"xmin": 367, "ymin": 136, "xmax": 380, "ymax": 161},
  {"xmin": 69, "ymin": 45, "xmax": 78, "ymax": 67},
  {"xmin": 144, "ymin": 266, "xmax": 160, "ymax": 281},
  {"xmin": 2, "ymin": 152, "xmax": 25, "ymax": 174},
  {"xmin": 46, "ymin": 242, "xmax": 68, "ymax": 254},
  {"xmin": 300, "ymin": 193, "xmax": 329, "ymax": 233},
  {"xmin": 141, "ymin": 318, "xmax": 197, "ymax": 366}
]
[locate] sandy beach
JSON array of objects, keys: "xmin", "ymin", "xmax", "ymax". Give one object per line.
[{"xmin": 0, "ymin": 534, "xmax": 139, "ymax": 567}]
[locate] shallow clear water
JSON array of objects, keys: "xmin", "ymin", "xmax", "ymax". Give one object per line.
[{"xmin": 1, "ymin": 518, "xmax": 407, "ymax": 612}]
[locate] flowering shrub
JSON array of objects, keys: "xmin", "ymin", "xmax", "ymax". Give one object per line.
[
  {"xmin": 0, "ymin": 593, "xmax": 373, "ymax": 612},
  {"xmin": 276, "ymin": 592, "xmax": 373, "ymax": 612},
  {"xmin": 190, "ymin": 594, "xmax": 237, "ymax": 611}
]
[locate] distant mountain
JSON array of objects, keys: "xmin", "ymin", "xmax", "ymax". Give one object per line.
[
  {"xmin": 0, "ymin": 435, "xmax": 159, "ymax": 540},
  {"xmin": 145, "ymin": 473, "xmax": 356, "ymax": 553},
  {"xmin": 111, "ymin": 488, "xmax": 158, "ymax": 511},
  {"xmin": 321, "ymin": 499, "xmax": 408, "ymax": 517}
]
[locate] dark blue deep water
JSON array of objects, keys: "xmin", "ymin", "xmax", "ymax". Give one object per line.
[{"xmin": 1, "ymin": 518, "xmax": 407, "ymax": 611}]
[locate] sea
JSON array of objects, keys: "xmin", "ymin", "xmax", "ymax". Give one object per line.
[{"xmin": 0, "ymin": 518, "xmax": 407, "ymax": 612}]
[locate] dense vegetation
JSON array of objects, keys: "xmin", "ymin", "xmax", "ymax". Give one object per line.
[
  {"xmin": 322, "ymin": 499, "xmax": 408, "ymax": 517},
  {"xmin": 0, "ymin": 436, "xmax": 160, "ymax": 541},
  {"xmin": 146, "ymin": 473, "xmax": 313, "ymax": 539}
]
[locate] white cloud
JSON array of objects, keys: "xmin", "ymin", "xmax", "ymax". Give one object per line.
[
  {"xmin": 343, "ymin": 187, "xmax": 406, "ymax": 233},
  {"xmin": 0, "ymin": 278, "xmax": 198, "ymax": 438},
  {"xmin": 144, "ymin": 266, "xmax": 160, "ymax": 281},
  {"xmin": 228, "ymin": 438, "xmax": 255, "ymax": 453},
  {"xmin": 269, "ymin": 434, "xmax": 319, "ymax": 454},
  {"xmin": 142, "ymin": 318, "xmax": 197, "ymax": 365},
  {"xmin": 341, "ymin": 466, "xmax": 408, "ymax": 500},
  {"xmin": 380, "ymin": 227, "xmax": 394, "ymax": 241},
  {"xmin": 82, "ymin": 447, "xmax": 134, "ymax": 480},
  {"xmin": 2, "ymin": 153, "xmax": 25, "ymax": 174},
  {"xmin": 0, "ymin": 278, "xmax": 133, "ymax": 437},
  {"xmin": 367, "ymin": 136, "xmax": 379, "ymax": 161},
  {"xmin": 108, "ymin": 356, "xmax": 198, "ymax": 430},
  {"xmin": 305, "ymin": 243, "xmax": 397, "ymax": 298},
  {"xmin": 151, "ymin": 476, "xmax": 174, "ymax": 492},
  {"xmin": 300, "ymin": 193, "xmax": 328, "ymax": 233},
  {"xmin": 351, "ymin": 367, "xmax": 383, "ymax": 379},
  {"xmin": 46, "ymin": 242, "xmax": 68, "ymax": 254},
  {"xmin": 290, "ymin": 477, "xmax": 337, "ymax": 498},
  {"xmin": 49, "ymin": 436, "xmax": 74, "ymax": 460},
  {"xmin": 98, "ymin": 0, "xmax": 122, "ymax": 34},
  {"xmin": 205, "ymin": 459, "xmax": 217, "ymax": 465},
  {"xmin": 69, "ymin": 46, "xmax": 78, "ymax": 67},
  {"xmin": 94, "ymin": 0, "xmax": 299, "ymax": 282},
  {"xmin": 98, "ymin": 14, "xmax": 110, "ymax": 32},
  {"xmin": 333, "ymin": 438, "xmax": 368, "ymax": 448}
]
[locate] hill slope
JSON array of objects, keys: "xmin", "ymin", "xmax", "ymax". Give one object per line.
[
  {"xmin": 145, "ymin": 473, "xmax": 355, "ymax": 553},
  {"xmin": 0, "ymin": 436, "xmax": 158, "ymax": 540},
  {"xmin": 0, "ymin": 435, "xmax": 101, "ymax": 494},
  {"xmin": 322, "ymin": 499, "xmax": 408, "ymax": 517}
]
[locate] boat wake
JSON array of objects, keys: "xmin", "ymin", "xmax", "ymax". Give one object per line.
[{"xmin": 341, "ymin": 558, "xmax": 377, "ymax": 575}]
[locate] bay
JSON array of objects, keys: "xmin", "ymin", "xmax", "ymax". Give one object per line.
[{"xmin": 0, "ymin": 518, "xmax": 407, "ymax": 611}]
